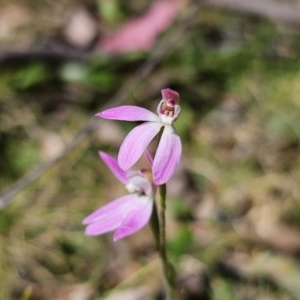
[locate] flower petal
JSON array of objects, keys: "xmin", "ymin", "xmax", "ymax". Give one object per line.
[
  {"xmin": 99, "ymin": 151, "xmax": 128, "ymax": 184},
  {"xmin": 153, "ymin": 125, "xmax": 182, "ymax": 185},
  {"xmin": 161, "ymin": 88, "xmax": 179, "ymax": 103},
  {"xmin": 84, "ymin": 194, "xmax": 139, "ymax": 235},
  {"xmin": 114, "ymin": 196, "xmax": 153, "ymax": 241},
  {"xmin": 96, "ymin": 106, "xmax": 159, "ymax": 122},
  {"xmin": 118, "ymin": 122, "xmax": 162, "ymax": 170},
  {"xmin": 82, "ymin": 194, "xmax": 139, "ymax": 225},
  {"xmin": 85, "ymin": 216, "xmax": 120, "ymax": 236}
]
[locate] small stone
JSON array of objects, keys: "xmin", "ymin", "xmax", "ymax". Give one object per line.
[{"xmin": 64, "ymin": 9, "xmax": 97, "ymax": 48}]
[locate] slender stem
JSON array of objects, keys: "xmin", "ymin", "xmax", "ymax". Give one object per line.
[
  {"xmin": 149, "ymin": 201, "xmax": 160, "ymax": 251},
  {"xmin": 151, "ymin": 127, "xmax": 177, "ymax": 299},
  {"xmin": 158, "ymin": 184, "xmax": 167, "ymax": 262},
  {"xmin": 157, "ymin": 184, "xmax": 177, "ymax": 300}
]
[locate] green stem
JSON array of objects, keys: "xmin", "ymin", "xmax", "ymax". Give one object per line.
[
  {"xmin": 158, "ymin": 184, "xmax": 167, "ymax": 262},
  {"xmin": 157, "ymin": 184, "xmax": 177, "ymax": 300},
  {"xmin": 149, "ymin": 201, "xmax": 160, "ymax": 251},
  {"xmin": 150, "ymin": 126, "xmax": 177, "ymax": 299}
]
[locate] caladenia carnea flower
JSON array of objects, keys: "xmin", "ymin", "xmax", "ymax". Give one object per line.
[
  {"xmin": 83, "ymin": 151, "xmax": 155, "ymax": 241},
  {"xmin": 96, "ymin": 88, "xmax": 181, "ymax": 185}
]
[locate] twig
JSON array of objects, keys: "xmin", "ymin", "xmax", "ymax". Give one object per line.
[
  {"xmin": 0, "ymin": 4, "xmax": 200, "ymax": 209},
  {"xmin": 203, "ymin": 0, "xmax": 300, "ymax": 26},
  {"xmin": 0, "ymin": 49, "xmax": 88, "ymax": 66}
]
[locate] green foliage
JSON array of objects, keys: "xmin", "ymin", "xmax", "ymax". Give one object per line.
[
  {"xmin": 10, "ymin": 63, "xmax": 50, "ymax": 90},
  {"xmin": 87, "ymin": 69, "xmax": 117, "ymax": 91},
  {"xmin": 282, "ymin": 203, "xmax": 300, "ymax": 229},
  {"xmin": 171, "ymin": 197, "xmax": 193, "ymax": 222},
  {"xmin": 169, "ymin": 226, "xmax": 193, "ymax": 259},
  {"xmin": 98, "ymin": 0, "xmax": 123, "ymax": 24},
  {"xmin": 0, "ymin": 208, "xmax": 17, "ymax": 235},
  {"xmin": 7, "ymin": 139, "xmax": 38, "ymax": 175},
  {"xmin": 212, "ymin": 278, "xmax": 235, "ymax": 300}
]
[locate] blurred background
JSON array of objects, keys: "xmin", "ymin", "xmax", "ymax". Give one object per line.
[{"xmin": 2, "ymin": 0, "xmax": 300, "ymax": 299}]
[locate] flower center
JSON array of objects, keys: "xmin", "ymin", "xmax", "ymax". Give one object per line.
[
  {"xmin": 125, "ymin": 170, "xmax": 153, "ymax": 197},
  {"xmin": 160, "ymin": 100, "xmax": 176, "ymax": 117},
  {"xmin": 157, "ymin": 98, "xmax": 180, "ymax": 125}
]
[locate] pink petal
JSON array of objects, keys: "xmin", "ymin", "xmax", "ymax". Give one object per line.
[
  {"xmin": 99, "ymin": 151, "xmax": 128, "ymax": 184},
  {"xmin": 85, "ymin": 215, "xmax": 120, "ymax": 236},
  {"xmin": 98, "ymin": 1, "xmax": 182, "ymax": 53},
  {"xmin": 118, "ymin": 122, "xmax": 162, "ymax": 170},
  {"xmin": 161, "ymin": 88, "xmax": 179, "ymax": 103},
  {"xmin": 153, "ymin": 125, "xmax": 181, "ymax": 185},
  {"xmin": 82, "ymin": 194, "xmax": 139, "ymax": 225},
  {"xmin": 114, "ymin": 196, "xmax": 153, "ymax": 241},
  {"xmin": 96, "ymin": 106, "xmax": 159, "ymax": 122}
]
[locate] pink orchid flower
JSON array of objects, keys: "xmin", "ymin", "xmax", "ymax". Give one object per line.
[
  {"xmin": 83, "ymin": 151, "xmax": 154, "ymax": 241},
  {"xmin": 96, "ymin": 88, "xmax": 181, "ymax": 185}
]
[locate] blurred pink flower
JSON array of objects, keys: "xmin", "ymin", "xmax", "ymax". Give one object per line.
[
  {"xmin": 98, "ymin": 0, "xmax": 183, "ymax": 53},
  {"xmin": 96, "ymin": 88, "xmax": 181, "ymax": 185},
  {"xmin": 83, "ymin": 151, "xmax": 154, "ymax": 241}
]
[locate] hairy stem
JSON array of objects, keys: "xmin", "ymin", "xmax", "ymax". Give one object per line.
[
  {"xmin": 157, "ymin": 184, "xmax": 177, "ymax": 300},
  {"xmin": 151, "ymin": 127, "xmax": 177, "ymax": 299},
  {"xmin": 149, "ymin": 201, "xmax": 160, "ymax": 251}
]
